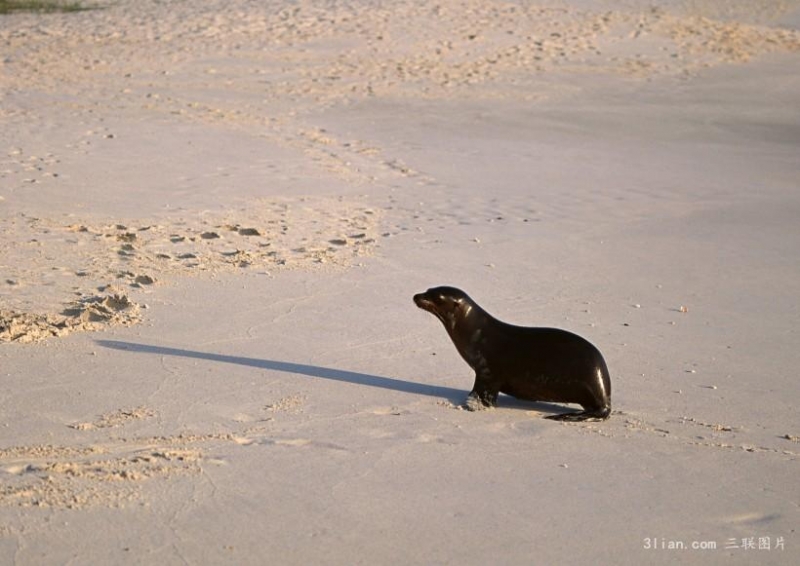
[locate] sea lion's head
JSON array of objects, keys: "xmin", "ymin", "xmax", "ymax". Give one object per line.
[{"xmin": 414, "ymin": 286, "xmax": 474, "ymax": 329}]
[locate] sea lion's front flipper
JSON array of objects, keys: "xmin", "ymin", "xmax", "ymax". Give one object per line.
[{"xmin": 464, "ymin": 380, "xmax": 498, "ymax": 411}]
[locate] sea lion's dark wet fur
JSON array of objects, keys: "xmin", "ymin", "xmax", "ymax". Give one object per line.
[{"xmin": 414, "ymin": 286, "xmax": 611, "ymax": 421}]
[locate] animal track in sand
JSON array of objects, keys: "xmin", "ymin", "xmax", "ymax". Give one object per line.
[
  {"xmin": 0, "ymin": 414, "xmax": 346, "ymax": 510},
  {"xmin": 2, "ymin": 0, "xmax": 797, "ymax": 109},
  {"xmin": 0, "ymin": 197, "xmax": 381, "ymax": 343},
  {"xmin": 264, "ymin": 437, "xmax": 348, "ymax": 452},
  {"xmin": 0, "ymin": 434, "xmax": 225, "ymax": 509},
  {"xmin": 415, "ymin": 433, "xmax": 452, "ymax": 444},
  {"xmin": 367, "ymin": 406, "xmax": 407, "ymax": 416},
  {"xmin": 273, "ymin": 438, "xmax": 312, "ymax": 447},
  {"xmin": 0, "ymin": 422, "xmax": 353, "ymax": 510},
  {"xmin": 264, "ymin": 394, "xmax": 307, "ymax": 414},
  {"xmin": 69, "ymin": 406, "xmax": 157, "ymax": 431},
  {"xmin": 0, "ymin": 288, "xmax": 142, "ymax": 344},
  {"xmin": 581, "ymin": 410, "xmax": 800, "ymax": 458}
]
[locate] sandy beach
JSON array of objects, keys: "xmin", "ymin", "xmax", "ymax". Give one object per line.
[{"xmin": 1, "ymin": 0, "xmax": 799, "ymax": 563}]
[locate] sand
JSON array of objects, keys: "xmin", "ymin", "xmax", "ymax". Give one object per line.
[{"xmin": 1, "ymin": 0, "xmax": 799, "ymax": 563}]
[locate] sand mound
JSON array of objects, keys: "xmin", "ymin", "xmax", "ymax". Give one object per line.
[{"xmin": 0, "ymin": 290, "xmax": 141, "ymax": 344}]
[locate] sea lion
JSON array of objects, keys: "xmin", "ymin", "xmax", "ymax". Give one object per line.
[{"xmin": 413, "ymin": 286, "xmax": 611, "ymax": 421}]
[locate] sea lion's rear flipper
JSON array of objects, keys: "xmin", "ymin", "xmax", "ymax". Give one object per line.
[{"xmin": 545, "ymin": 406, "xmax": 611, "ymax": 422}]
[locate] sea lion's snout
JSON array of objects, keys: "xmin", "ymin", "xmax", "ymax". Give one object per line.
[
  {"xmin": 414, "ymin": 287, "xmax": 466, "ymax": 314},
  {"xmin": 413, "ymin": 292, "xmax": 433, "ymax": 310}
]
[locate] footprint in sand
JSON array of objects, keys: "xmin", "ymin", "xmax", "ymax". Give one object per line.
[
  {"xmin": 264, "ymin": 394, "xmax": 306, "ymax": 413},
  {"xmin": 69, "ymin": 406, "xmax": 157, "ymax": 431},
  {"xmin": 1, "ymin": 197, "xmax": 381, "ymax": 343}
]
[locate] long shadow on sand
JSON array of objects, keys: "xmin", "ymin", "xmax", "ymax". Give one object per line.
[
  {"xmin": 95, "ymin": 340, "xmax": 565, "ymax": 415},
  {"xmin": 96, "ymin": 339, "xmax": 465, "ymax": 403}
]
